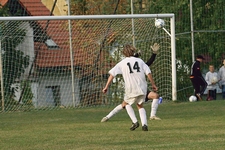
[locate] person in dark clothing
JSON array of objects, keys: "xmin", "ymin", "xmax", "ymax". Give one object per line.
[{"xmin": 190, "ymin": 55, "xmax": 208, "ymax": 100}]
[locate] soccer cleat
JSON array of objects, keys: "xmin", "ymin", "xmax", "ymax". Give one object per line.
[
  {"xmin": 130, "ymin": 122, "xmax": 139, "ymax": 131},
  {"xmin": 101, "ymin": 117, "xmax": 109, "ymax": 122},
  {"xmin": 142, "ymin": 125, "xmax": 148, "ymax": 131},
  {"xmin": 150, "ymin": 116, "xmax": 161, "ymax": 120},
  {"xmin": 196, "ymin": 93, "xmax": 202, "ymax": 101},
  {"xmin": 158, "ymin": 97, "xmax": 163, "ymax": 104}
]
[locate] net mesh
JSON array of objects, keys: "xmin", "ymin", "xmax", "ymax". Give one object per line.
[{"xmin": 0, "ymin": 16, "xmax": 173, "ymax": 112}]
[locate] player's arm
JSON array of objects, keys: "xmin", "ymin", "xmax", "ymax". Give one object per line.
[
  {"xmin": 145, "ymin": 43, "xmax": 160, "ymax": 66},
  {"xmin": 103, "ymin": 63, "xmax": 121, "ymax": 93},
  {"xmin": 147, "ymin": 73, "xmax": 158, "ymax": 92},
  {"xmin": 102, "ymin": 74, "xmax": 114, "ymax": 93},
  {"xmin": 145, "ymin": 54, "xmax": 156, "ymax": 66}
]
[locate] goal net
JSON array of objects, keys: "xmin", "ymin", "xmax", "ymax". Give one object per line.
[{"xmin": 0, "ymin": 14, "xmax": 176, "ymax": 112}]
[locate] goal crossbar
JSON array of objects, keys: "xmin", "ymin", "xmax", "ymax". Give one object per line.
[{"xmin": 0, "ymin": 14, "xmax": 174, "ymax": 21}]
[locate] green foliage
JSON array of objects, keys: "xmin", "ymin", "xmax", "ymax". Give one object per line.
[
  {"xmin": 0, "ymin": 4, "xmax": 9, "ymax": 17},
  {"xmin": 146, "ymin": 0, "xmax": 225, "ymax": 100},
  {"xmin": 71, "ymin": 0, "xmax": 225, "ymax": 101},
  {"xmin": 70, "ymin": 0, "xmax": 225, "ymax": 102},
  {"xmin": 70, "ymin": 0, "xmax": 132, "ymax": 15},
  {"xmin": 191, "ymin": 1, "xmax": 224, "ymax": 69},
  {"xmin": 20, "ymin": 80, "xmax": 34, "ymax": 105}
]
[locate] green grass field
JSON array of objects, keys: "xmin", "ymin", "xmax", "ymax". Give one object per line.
[{"xmin": 1, "ymin": 100, "xmax": 225, "ymax": 150}]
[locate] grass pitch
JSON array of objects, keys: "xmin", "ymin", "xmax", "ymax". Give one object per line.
[{"xmin": 1, "ymin": 100, "xmax": 225, "ymax": 150}]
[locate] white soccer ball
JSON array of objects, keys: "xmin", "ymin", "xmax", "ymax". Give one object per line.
[
  {"xmin": 189, "ymin": 95, "xmax": 197, "ymax": 102},
  {"xmin": 212, "ymin": 76, "xmax": 218, "ymax": 83},
  {"xmin": 155, "ymin": 19, "xmax": 165, "ymax": 28}
]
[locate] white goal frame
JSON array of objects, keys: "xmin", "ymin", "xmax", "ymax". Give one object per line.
[{"xmin": 0, "ymin": 14, "xmax": 177, "ymax": 111}]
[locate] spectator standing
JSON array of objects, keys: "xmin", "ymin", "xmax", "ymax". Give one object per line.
[
  {"xmin": 218, "ymin": 59, "xmax": 225, "ymax": 99},
  {"xmin": 205, "ymin": 65, "xmax": 218, "ymax": 100}
]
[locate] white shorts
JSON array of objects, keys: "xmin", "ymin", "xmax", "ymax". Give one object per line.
[{"xmin": 124, "ymin": 95, "xmax": 145, "ymax": 105}]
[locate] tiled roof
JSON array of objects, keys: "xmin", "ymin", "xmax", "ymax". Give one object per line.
[
  {"xmin": 0, "ymin": 0, "xmax": 7, "ymax": 6},
  {"xmin": 33, "ymin": 19, "xmax": 115, "ymax": 70},
  {"xmin": 19, "ymin": 0, "xmax": 51, "ymax": 16},
  {"xmin": 2, "ymin": 0, "xmax": 115, "ymax": 74}
]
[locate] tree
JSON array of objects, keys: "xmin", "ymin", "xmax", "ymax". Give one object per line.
[
  {"xmin": 69, "ymin": 0, "xmax": 225, "ymax": 101},
  {"xmin": 70, "ymin": 0, "xmax": 129, "ymax": 15},
  {"xmin": 145, "ymin": 0, "xmax": 225, "ymax": 100}
]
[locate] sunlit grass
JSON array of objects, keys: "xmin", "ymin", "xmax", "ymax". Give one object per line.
[{"xmin": 1, "ymin": 100, "xmax": 225, "ymax": 150}]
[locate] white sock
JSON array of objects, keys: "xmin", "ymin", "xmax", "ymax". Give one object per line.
[
  {"xmin": 139, "ymin": 108, "xmax": 147, "ymax": 126},
  {"xmin": 125, "ymin": 105, "xmax": 137, "ymax": 123},
  {"xmin": 106, "ymin": 104, "xmax": 123, "ymax": 119},
  {"xmin": 150, "ymin": 99, "xmax": 159, "ymax": 117}
]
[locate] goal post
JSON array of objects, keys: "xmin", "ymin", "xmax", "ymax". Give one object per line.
[{"xmin": 0, "ymin": 14, "xmax": 176, "ymax": 112}]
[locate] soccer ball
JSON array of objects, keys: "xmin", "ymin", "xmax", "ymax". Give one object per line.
[
  {"xmin": 212, "ymin": 76, "xmax": 218, "ymax": 83},
  {"xmin": 189, "ymin": 95, "xmax": 197, "ymax": 102},
  {"xmin": 155, "ymin": 19, "xmax": 165, "ymax": 28}
]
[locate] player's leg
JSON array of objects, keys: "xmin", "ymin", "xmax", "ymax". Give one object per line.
[
  {"xmin": 195, "ymin": 76, "xmax": 207, "ymax": 101},
  {"xmin": 144, "ymin": 90, "xmax": 150, "ymax": 102},
  {"xmin": 147, "ymin": 91, "xmax": 161, "ymax": 120},
  {"xmin": 191, "ymin": 78, "xmax": 202, "ymax": 100},
  {"xmin": 136, "ymin": 96, "xmax": 148, "ymax": 131},
  {"xmin": 199, "ymin": 76, "xmax": 207, "ymax": 96},
  {"xmin": 101, "ymin": 103, "xmax": 124, "ymax": 122},
  {"xmin": 123, "ymin": 100, "xmax": 139, "ymax": 131}
]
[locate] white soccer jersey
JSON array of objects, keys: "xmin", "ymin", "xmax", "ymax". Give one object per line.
[{"xmin": 109, "ymin": 56, "xmax": 151, "ymax": 99}]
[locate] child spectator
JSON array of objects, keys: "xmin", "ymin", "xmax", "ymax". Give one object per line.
[{"xmin": 205, "ymin": 65, "xmax": 218, "ymax": 100}]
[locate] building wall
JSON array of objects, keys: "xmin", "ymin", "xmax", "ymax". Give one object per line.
[
  {"xmin": 17, "ymin": 22, "xmax": 35, "ymax": 79},
  {"xmin": 41, "ymin": 0, "xmax": 68, "ymax": 16},
  {"xmin": 33, "ymin": 74, "xmax": 80, "ymax": 107}
]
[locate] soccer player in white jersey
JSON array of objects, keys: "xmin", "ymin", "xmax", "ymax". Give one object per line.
[
  {"xmin": 102, "ymin": 44, "xmax": 158, "ymax": 131},
  {"xmin": 101, "ymin": 43, "xmax": 161, "ymax": 123}
]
